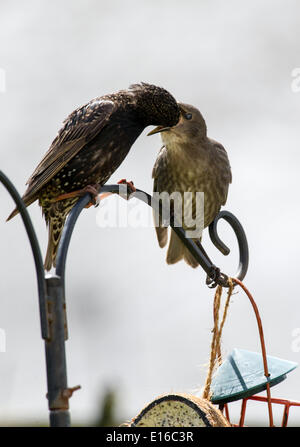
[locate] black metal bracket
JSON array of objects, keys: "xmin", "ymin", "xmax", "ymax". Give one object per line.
[
  {"xmin": 0, "ymin": 171, "xmax": 73, "ymax": 426},
  {"xmin": 0, "ymin": 172, "xmax": 249, "ymax": 426},
  {"xmin": 0, "ymin": 171, "xmax": 49, "ymax": 339}
]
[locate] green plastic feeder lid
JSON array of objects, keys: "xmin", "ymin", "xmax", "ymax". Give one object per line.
[{"xmin": 211, "ymin": 348, "xmax": 298, "ymax": 405}]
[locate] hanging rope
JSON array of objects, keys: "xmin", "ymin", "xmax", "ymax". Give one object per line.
[
  {"xmin": 202, "ymin": 277, "xmax": 274, "ymax": 427},
  {"xmin": 202, "ymin": 278, "xmax": 234, "ymax": 400}
]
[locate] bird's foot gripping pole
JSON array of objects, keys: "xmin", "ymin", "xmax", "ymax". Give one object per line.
[
  {"xmin": 117, "ymin": 179, "xmax": 136, "ymax": 194},
  {"xmin": 97, "ymin": 179, "xmax": 137, "ymax": 201},
  {"xmin": 51, "ymin": 184, "xmax": 102, "ymax": 208},
  {"xmin": 52, "ymin": 180, "xmax": 137, "ymax": 206}
]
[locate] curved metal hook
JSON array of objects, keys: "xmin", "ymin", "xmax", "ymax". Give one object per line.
[
  {"xmin": 207, "ymin": 210, "xmax": 249, "ymax": 287},
  {"xmin": 0, "ymin": 170, "xmax": 49, "ymax": 339}
]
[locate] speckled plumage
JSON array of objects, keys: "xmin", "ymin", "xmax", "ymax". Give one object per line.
[
  {"xmin": 152, "ymin": 103, "xmax": 232, "ymax": 268},
  {"xmin": 7, "ymin": 83, "xmax": 180, "ymax": 270}
]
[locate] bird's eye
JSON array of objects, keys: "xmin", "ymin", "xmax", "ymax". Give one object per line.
[{"xmin": 185, "ymin": 113, "xmax": 192, "ymax": 120}]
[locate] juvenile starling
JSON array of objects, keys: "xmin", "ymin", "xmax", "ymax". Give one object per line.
[
  {"xmin": 7, "ymin": 83, "xmax": 181, "ymax": 270},
  {"xmin": 151, "ymin": 103, "xmax": 232, "ymax": 268}
]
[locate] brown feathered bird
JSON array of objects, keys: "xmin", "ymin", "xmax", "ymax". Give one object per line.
[
  {"xmin": 151, "ymin": 102, "xmax": 232, "ymax": 268},
  {"xmin": 7, "ymin": 83, "xmax": 181, "ymax": 270}
]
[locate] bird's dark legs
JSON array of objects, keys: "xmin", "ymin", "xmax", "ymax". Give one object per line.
[{"xmin": 52, "ymin": 184, "xmax": 101, "ymax": 208}]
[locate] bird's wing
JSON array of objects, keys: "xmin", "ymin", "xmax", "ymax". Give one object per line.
[
  {"xmin": 152, "ymin": 145, "xmax": 166, "ymax": 180},
  {"xmin": 24, "ymin": 99, "xmax": 116, "ymax": 200},
  {"xmin": 212, "ymin": 141, "xmax": 232, "ymax": 205},
  {"xmin": 153, "ymin": 174, "xmax": 169, "ymax": 248},
  {"xmin": 152, "ymin": 146, "xmax": 169, "ymax": 248}
]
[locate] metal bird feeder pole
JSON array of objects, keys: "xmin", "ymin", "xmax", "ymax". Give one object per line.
[
  {"xmin": 0, "ymin": 171, "xmax": 249, "ymax": 426},
  {"xmin": 0, "ymin": 170, "xmax": 73, "ymax": 426}
]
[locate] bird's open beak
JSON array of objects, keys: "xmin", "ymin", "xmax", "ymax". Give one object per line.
[{"xmin": 147, "ymin": 126, "xmax": 171, "ymax": 136}]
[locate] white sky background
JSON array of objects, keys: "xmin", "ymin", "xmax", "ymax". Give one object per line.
[{"xmin": 0, "ymin": 0, "xmax": 300, "ymax": 426}]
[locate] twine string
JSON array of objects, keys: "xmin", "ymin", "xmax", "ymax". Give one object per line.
[{"xmin": 202, "ymin": 278, "xmax": 234, "ymax": 400}]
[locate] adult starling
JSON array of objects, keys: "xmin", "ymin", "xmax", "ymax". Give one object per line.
[
  {"xmin": 7, "ymin": 83, "xmax": 181, "ymax": 270},
  {"xmin": 151, "ymin": 103, "xmax": 232, "ymax": 268}
]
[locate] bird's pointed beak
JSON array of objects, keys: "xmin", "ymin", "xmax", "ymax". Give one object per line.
[{"xmin": 147, "ymin": 126, "xmax": 171, "ymax": 136}]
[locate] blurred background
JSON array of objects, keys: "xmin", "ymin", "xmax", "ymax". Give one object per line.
[{"xmin": 0, "ymin": 0, "xmax": 300, "ymax": 426}]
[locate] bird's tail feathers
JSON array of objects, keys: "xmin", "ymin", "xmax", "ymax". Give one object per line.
[
  {"xmin": 155, "ymin": 225, "xmax": 168, "ymax": 248},
  {"xmin": 166, "ymin": 230, "xmax": 198, "ymax": 268},
  {"xmin": 183, "ymin": 246, "xmax": 199, "ymax": 268},
  {"xmin": 44, "ymin": 215, "xmax": 66, "ymax": 271},
  {"xmin": 6, "ymin": 195, "xmax": 37, "ymax": 221}
]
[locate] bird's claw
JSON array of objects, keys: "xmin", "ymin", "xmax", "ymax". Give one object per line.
[
  {"xmin": 117, "ymin": 179, "xmax": 136, "ymax": 200},
  {"xmin": 79, "ymin": 184, "xmax": 101, "ymax": 208}
]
